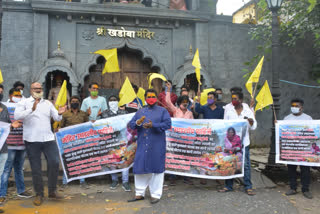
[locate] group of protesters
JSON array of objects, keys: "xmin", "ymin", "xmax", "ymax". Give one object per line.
[{"xmin": 0, "ymin": 78, "xmax": 314, "ymax": 212}]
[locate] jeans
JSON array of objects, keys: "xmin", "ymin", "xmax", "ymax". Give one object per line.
[
  {"xmin": 62, "ymin": 174, "xmax": 85, "ymax": 185},
  {"xmin": 0, "ymin": 153, "xmax": 8, "ymax": 187},
  {"xmin": 225, "ymin": 146, "xmax": 252, "ymax": 190},
  {"xmin": 111, "ymin": 169, "xmax": 129, "ymax": 183},
  {"xmin": 0, "ymin": 150, "xmax": 26, "ymax": 197},
  {"xmin": 25, "ymin": 141, "xmax": 60, "ymax": 197},
  {"xmin": 288, "ymin": 164, "xmax": 310, "ymax": 192}
]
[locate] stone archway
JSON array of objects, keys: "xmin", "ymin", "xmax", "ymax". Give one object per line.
[{"xmin": 81, "ymin": 39, "xmax": 168, "ymax": 87}]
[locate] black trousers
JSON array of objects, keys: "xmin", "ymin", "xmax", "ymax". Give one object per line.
[
  {"xmin": 288, "ymin": 164, "xmax": 310, "ymax": 192},
  {"xmin": 25, "ymin": 141, "xmax": 60, "ymax": 196}
]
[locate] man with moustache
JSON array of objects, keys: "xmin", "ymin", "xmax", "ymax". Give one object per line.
[{"xmin": 14, "ymin": 82, "xmax": 66, "ymax": 206}]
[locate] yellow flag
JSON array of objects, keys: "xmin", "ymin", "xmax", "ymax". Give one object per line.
[
  {"xmin": 245, "ymin": 56, "xmax": 264, "ymax": 97},
  {"xmin": 0, "ymin": 68, "xmax": 3, "ymax": 84},
  {"xmin": 200, "ymin": 88, "xmax": 215, "ymax": 105},
  {"xmin": 137, "ymin": 87, "xmax": 146, "ymax": 106},
  {"xmin": 55, "ymin": 80, "xmax": 67, "ymax": 109},
  {"xmin": 94, "ymin": 49, "xmax": 120, "ymax": 74},
  {"xmin": 119, "ymin": 77, "xmax": 137, "ymax": 107},
  {"xmin": 192, "ymin": 49, "xmax": 202, "ymax": 85},
  {"xmin": 148, "ymin": 73, "xmax": 167, "ymax": 89},
  {"xmin": 255, "ymin": 80, "xmax": 273, "ymax": 112}
]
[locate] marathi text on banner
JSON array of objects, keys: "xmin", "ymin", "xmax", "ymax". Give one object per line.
[
  {"xmin": 55, "ymin": 114, "xmax": 137, "ymax": 183},
  {"xmin": 165, "ymin": 119, "xmax": 248, "ymax": 179},
  {"xmin": 276, "ymin": 120, "xmax": 320, "ymax": 166}
]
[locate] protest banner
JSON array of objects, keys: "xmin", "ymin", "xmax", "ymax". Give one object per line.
[
  {"xmin": 276, "ymin": 120, "xmax": 320, "ymax": 167},
  {"xmin": 0, "ymin": 121, "xmax": 11, "ymax": 150},
  {"xmin": 2, "ymin": 102, "xmax": 24, "ymax": 147},
  {"xmin": 165, "ymin": 118, "xmax": 248, "ymax": 179},
  {"xmin": 55, "ymin": 113, "xmax": 137, "ymax": 183},
  {"xmin": 56, "ymin": 115, "xmax": 249, "ymax": 181}
]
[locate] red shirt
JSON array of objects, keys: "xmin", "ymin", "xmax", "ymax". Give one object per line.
[{"xmin": 158, "ymin": 91, "xmax": 177, "ymax": 117}]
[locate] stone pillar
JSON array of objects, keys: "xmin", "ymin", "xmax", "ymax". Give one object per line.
[
  {"xmin": 32, "ymin": 13, "xmax": 48, "ymax": 81},
  {"xmin": 72, "ymin": 84, "xmax": 78, "ymax": 96}
]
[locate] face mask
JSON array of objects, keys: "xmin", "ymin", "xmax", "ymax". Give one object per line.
[
  {"xmin": 146, "ymin": 98, "xmax": 157, "ymax": 106},
  {"xmin": 20, "ymin": 90, "xmax": 23, "ymax": 95},
  {"xmin": 232, "ymin": 100, "xmax": 240, "ymax": 106},
  {"xmin": 90, "ymin": 91, "xmax": 98, "ymax": 97},
  {"xmin": 291, "ymin": 107, "xmax": 300, "ymax": 114},
  {"xmin": 32, "ymin": 91, "xmax": 43, "ymax": 99},
  {"xmin": 180, "ymin": 103, "xmax": 188, "ymax": 110},
  {"xmin": 71, "ymin": 103, "xmax": 79, "ymax": 109},
  {"xmin": 109, "ymin": 101, "xmax": 119, "ymax": 113},
  {"xmin": 217, "ymin": 94, "xmax": 222, "ymax": 101},
  {"xmin": 12, "ymin": 97, "xmax": 22, "ymax": 103},
  {"xmin": 207, "ymin": 99, "xmax": 215, "ymax": 105},
  {"xmin": 0, "ymin": 94, "xmax": 3, "ymax": 102}
]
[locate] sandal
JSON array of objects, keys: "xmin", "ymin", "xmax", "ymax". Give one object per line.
[
  {"xmin": 218, "ymin": 187, "xmax": 232, "ymax": 193},
  {"xmin": 246, "ymin": 189, "xmax": 256, "ymax": 196},
  {"xmin": 127, "ymin": 196, "xmax": 145, "ymax": 202}
]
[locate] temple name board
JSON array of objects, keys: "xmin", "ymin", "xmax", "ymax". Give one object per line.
[{"xmin": 96, "ymin": 27, "xmax": 155, "ymax": 39}]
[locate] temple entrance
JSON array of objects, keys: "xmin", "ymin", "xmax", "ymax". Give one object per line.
[
  {"xmin": 183, "ymin": 73, "xmax": 204, "ymax": 98},
  {"xmin": 82, "ymin": 47, "xmax": 161, "ymax": 100},
  {"xmin": 45, "ymin": 70, "xmax": 72, "ymax": 103}
]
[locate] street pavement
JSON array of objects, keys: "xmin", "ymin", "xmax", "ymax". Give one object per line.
[
  {"xmin": 2, "ymin": 175, "xmax": 318, "ymax": 214},
  {"xmin": 1, "ymin": 147, "xmax": 320, "ymax": 214}
]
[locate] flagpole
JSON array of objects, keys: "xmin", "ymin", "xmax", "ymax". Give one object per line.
[
  {"xmin": 252, "ymin": 83, "xmax": 259, "ymax": 98},
  {"xmin": 272, "ymin": 104, "xmax": 277, "ymax": 122}
]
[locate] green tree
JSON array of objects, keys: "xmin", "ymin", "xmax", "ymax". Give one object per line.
[{"xmin": 244, "ymin": 0, "xmax": 320, "ymax": 83}]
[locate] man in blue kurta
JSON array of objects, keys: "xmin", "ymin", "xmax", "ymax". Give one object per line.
[{"xmin": 128, "ymin": 89, "xmax": 171, "ymax": 204}]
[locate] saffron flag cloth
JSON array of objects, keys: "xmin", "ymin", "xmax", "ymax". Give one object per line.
[
  {"xmin": 200, "ymin": 88, "xmax": 216, "ymax": 106},
  {"xmin": 137, "ymin": 87, "xmax": 146, "ymax": 106},
  {"xmin": 119, "ymin": 77, "xmax": 137, "ymax": 107},
  {"xmin": 245, "ymin": 56, "xmax": 264, "ymax": 97},
  {"xmin": 0, "ymin": 121, "xmax": 12, "ymax": 150},
  {"xmin": 192, "ymin": 49, "xmax": 202, "ymax": 85},
  {"xmin": 55, "ymin": 80, "xmax": 68, "ymax": 109},
  {"xmin": 255, "ymin": 80, "xmax": 273, "ymax": 112},
  {"xmin": 0, "ymin": 68, "xmax": 3, "ymax": 84},
  {"xmin": 94, "ymin": 49, "xmax": 120, "ymax": 74},
  {"xmin": 148, "ymin": 73, "xmax": 167, "ymax": 89},
  {"xmin": 276, "ymin": 120, "xmax": 320, "ymax": 167}
]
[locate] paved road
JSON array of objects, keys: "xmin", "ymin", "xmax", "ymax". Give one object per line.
[{"xmin": 1, "ymin": 178, "xmax": 301, "ymax": 214}]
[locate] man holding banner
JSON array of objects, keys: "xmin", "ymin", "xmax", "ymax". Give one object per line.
[
  {"xmin": 128, "ymin": 89, "xmax": 171, "ymax": 204},
  {"xmin": 14, "ymin": 82, "xmax": 67, "ymax": 206},
  {"xmin": 283, "ymin": 98, "xmax": 313, "ymax": 199},
  {"xmin": 219, "ymin": 91, "xmax": 257, "ymax": 195}
]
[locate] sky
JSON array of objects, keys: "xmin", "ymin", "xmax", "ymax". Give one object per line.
[{"xmin": 216, "ymin": 0, "xmax": 251, "ymax": 16}]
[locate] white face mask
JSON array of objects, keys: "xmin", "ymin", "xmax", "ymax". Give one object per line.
[
  {"xmin": 109, "ymin": 101, "xmax": 119, "ymax": 113},
  {"xmin": 12, "ymin": 96, "xmax": 22, "ymax": 103},
  {"xmin": 291, "ymin": 107, "xmax": 300, "ymax": 114},
  {"xmin": 32, "ymin": 91, "xmax": 43, "ymax": 99},
  {"xmin": 20, "ymin": 90, "xmax": 23, "ymax": 95}
]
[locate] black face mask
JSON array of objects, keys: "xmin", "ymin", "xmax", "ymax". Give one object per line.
[
  {"xmin": 0, "ymin": 94, "xmax": 3, "ymax": 102},
  {"xmin": 71, "ymin": 103, "xmax": 79, "ymax": 109}
]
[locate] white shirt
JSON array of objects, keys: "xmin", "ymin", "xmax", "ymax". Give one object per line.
[
  {"xmin": 224, "ymin": 102, "xmax": 254, "ymax": 112},
  {"xmin": 224, "ymin": 103, "xmax": 257, "ymax": 147},
  {"xmin": 283, "ymin": 113, "xmax": 312, "ymax": 121},
  {"xmin": 14, "ymin": 97, "xmax": 62, "ymax": 142}
]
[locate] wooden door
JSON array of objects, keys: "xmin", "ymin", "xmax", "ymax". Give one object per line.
[{"xmin": 84, "ymin": 48, "xmax": 162, "ymax": 97}]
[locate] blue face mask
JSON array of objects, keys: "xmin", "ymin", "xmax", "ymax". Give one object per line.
[{"xmin": 207, "ymin": 99, "xmax": 215, "ymax": 105}]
